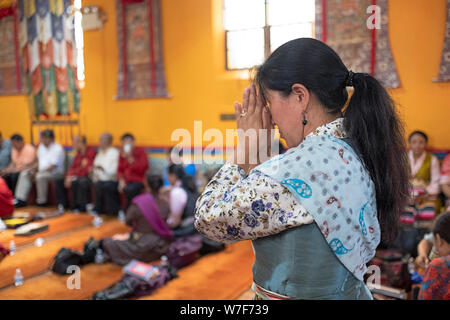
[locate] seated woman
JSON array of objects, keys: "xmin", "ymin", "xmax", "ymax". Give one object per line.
[
  {"xmin": 401, "ymin": 131, "xmax": 441, "ymax": 224},
  {"xmin": 90, "ymin": 175, "xmax": 173, "ymax": 266},
  {"xmin": 440, "ymin": 153, "xmax": 450, "ymax": 211},
  {"xmin": 418, "ymin": 211, "xmax": 450, "ymax": 300},
  {"xmin": 0, "ymin": 177, "xmax": 14, "ymax": 219},
  {"xmin": 166, "ymin": 164, "xmax": 200, "ymax": 238}
]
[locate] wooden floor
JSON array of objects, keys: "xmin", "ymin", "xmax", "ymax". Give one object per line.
[{"xmin": 0, "ymin": 207, "xmax": 254, "ymax": 300}]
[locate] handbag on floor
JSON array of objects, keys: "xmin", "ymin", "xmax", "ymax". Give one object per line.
[
  {"xmin": 167, "ymin": 234, "xmax": 203, "ymax": 269},
  {"xmin": 91, "ymin": 265, "xmax": 176, "ymax": 300},
  {"xmin": 51, "ymin": 248, "xmax": 84, "ymax": 275}
]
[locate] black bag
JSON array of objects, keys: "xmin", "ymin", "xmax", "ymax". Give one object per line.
[
  {"xmin": 91, "ymin": 265, "xmax": 177, "ymax": 300},
  {"xmin": 51, "ymin": 248, "xmax": 83, "ymax": 275},
  {"xmin": 199, "ymin": 236, "xmax": 225, "ymax": 256}
]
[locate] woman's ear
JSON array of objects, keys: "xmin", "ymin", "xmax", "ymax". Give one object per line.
[{"xmin": 291, "ymin": 84, "xmax": 310, "ymax": 112}]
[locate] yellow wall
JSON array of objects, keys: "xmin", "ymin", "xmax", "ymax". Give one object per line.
[{"xmin": 0, "ymin": 0, "xmax": 449, "ymax": 149}]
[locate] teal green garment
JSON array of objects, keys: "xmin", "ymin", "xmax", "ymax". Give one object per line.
[{"xmin": 252, "ymin": 223, "xmax": 373, "ymax": 300}]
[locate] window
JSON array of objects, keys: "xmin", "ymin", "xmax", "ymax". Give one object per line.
[
  {"xmin": 224, "ymin": 0, "xmax": 315, "ymax": 70},
  {"xmin": 73, "ymin": 0, "xmax": 85, "ymax": 84}
]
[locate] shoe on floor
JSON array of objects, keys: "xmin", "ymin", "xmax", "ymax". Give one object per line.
[
  {"xmin": 13, "ymin": 199, "xmax": 28, "ymax": 208},
  {"xmin": 36, "ymin": 202, "xmax": 49, "ymax": 208}
]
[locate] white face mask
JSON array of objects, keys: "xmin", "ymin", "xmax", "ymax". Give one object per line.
[{"xmin": 123, "ymin": 143, "xmax": 132, "ymax": 153}]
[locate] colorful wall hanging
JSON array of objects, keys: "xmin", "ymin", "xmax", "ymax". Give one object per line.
[
  {"xmin": 18, "ymin": 0, "xmax": 80, "ymax": 118},
  {"xmin": 116, "ymin": 0, "xmax": 168, "ymax": 99},
  {"xmin": 436, "ymin": 0, "xmax": 450, "ymax": 82},
  {"xmin": 0, "ymin": 3, "xmax": 25, "ymax": 95},
  {"xmin": 315, "ymin": 0, "xmax": 400, "ymax": 88}
]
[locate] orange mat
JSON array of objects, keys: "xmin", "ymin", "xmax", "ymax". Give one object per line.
[
  {"xmin": 0, "ymin": 240, "xmax": 255, "ymax": 300},
  {"xmin": 0, "ymin": 219, "xmax": 131, "ymax": 289},
  {"xmin": 144, "ymin": 240, "xmax": 255, "ymax": 300}
]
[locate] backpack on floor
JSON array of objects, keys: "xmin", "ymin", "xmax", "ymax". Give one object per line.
[
  {"xmin": 51, "ymin": 248, "xmax": 83, "ymax": 275},
  {"xmin": 91, "ymin": 265, "xmax": 177, "ymax": 300},
  {"xmin": 166, "ymin": 234, "xmax": 203, "ymax": 269}
]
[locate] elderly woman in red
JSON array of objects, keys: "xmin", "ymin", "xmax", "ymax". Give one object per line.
[
  {"xmin": 0, "ymin": 177, "xmax": 14, "ymax": 219},
  {"xmin": 419, "ymin": 211, "xmax": 450, "ymax": 300}
]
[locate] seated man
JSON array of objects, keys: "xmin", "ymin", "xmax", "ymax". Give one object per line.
[
  {"xmin": 14, "ymin": 130, "xmax": 66, "ymax": 208},
  {"xmin": 63, "ymin": 135, "xmax": 96, "ymax": 212},
  {"xmin": 0, "ymin": 134, "xmax": 37, "ymax": 194},
  {"xmin": 91, "ymin": 133, "xmax": 120, "ymax": 216},
  {"xmin": 0, "ymin": 131, "xmax": 11, "ymax": 173},
  {"xmin": 117, "ymin": 133, "xmax": 149, "ymax": 208}
]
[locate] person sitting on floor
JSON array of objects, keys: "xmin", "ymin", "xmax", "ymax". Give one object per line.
[
  {"xmin": 91, "ymin": 133, "xmax": 120, "ymax": 216},
  {"xmin": 14, "ymin": 130, "xmax": 66, "ymax": 209},
  {"xmin": 63, "ymin": 135, "xmax": 96, "ymax": 212},
  {"xmin": 0, "ymin": 131, "xmax": 11, "ymax": 172},
  {"xmin": 415, "ymin": 232, "xmax": 439, "ymax": 270},
  {"xmin": 418, "ymin": 211, "xmax": 450, "ymax": 300},
  {"xmin": 440, "ymin": 153, "xmax": 450, "ymax": 211},
  {"xmin": 84, "ymin": 174, "xmax": 173, "ymax": 266},
  {"xmin": 117, "ymin": 133, "xmax": 149, "ymax": 208},
  {"xmin": 0, "ymin": 134, "xmax": 37, "ymax": 195},
  {"xmin": 163, "ymin": 146, "xmax": 182, "ymax": 187},
  {"xmin": 166, "ymin": 164, "xmax": 200, "ymax": 238},
  {"xmin": 0, "ymin": 177, "xmax": 14, "ymax": 219},
  {"xmin": 401, "ymin": 131, "xmax": 441, "ymax": 224}
]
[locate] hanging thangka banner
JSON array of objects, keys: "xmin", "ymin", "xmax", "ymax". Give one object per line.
[
  {"xmin": 436, "ymin": 0, "xmax": 450, "ymax": 82},
  {"xmin": 315, "ymin": 0, "xmax": 400, "ymax": 88},
  {"xmin": 116, "ymin": 0, "xmax": 168, "ymax": 99},
  {"xmin": 0, "ymin": 4, "xmax": 25, "ymax": 95},
  {"xmin": 18, "ymin": 0, "xmax": 80, "ymax": 118}
]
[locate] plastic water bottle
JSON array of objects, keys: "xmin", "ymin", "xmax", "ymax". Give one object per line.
[
  {"xmin": 9, "ymin": 240, "xmax": 16, "ymax": 256},
  {"xmin": 160, "ymin": 255, "xmax": 169, "ymax": 267},
  {"xmin": 34, "ymin": 238, "xmax": 45, "ymax": 247},
  {"xmin": 0, "ymin": 218, "xmax": 6, "ymax": 232},
  {"xmin": 14, "ymin": 269, "xmax": 24, "ymax": 287},
  {"xmin": 95, "ymin": 248, "xmax": 104, "ymax": 264},
  {"xmin": 118, "ymin": 210, "xmax": 126, "ymax": 223},
  {"xmin": 86, "ymin": 203, "xmax": 95, "ymax": 214},
  {"xmin": 93, "ymin": 215, "xmax": 103, "ymax": 228},
  {"xmin": 58, "ymin": 204, "xmax": 65, "ymax": 215}
]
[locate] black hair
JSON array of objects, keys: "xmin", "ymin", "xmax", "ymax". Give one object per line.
[
  {"xmin": 168, "ymin": 164, "xmax": 197, "ymax": 194},
  {"xmin": 147, "ymin": 174, "xmax": 164, "ymax": 194},
  {"xmin": 10, "ymin": 134, "xmax": 24, "ymax": 142},
  {"xmin": 121, "ymin": 133, "xmax": 135, "ymax": 141},
  {"xmin": 255, "ymin": 38, "xmax": 409, "ymax": 242},
  {"xmin": 40, "ymin": 129, "xmax": 55, "ymax": 140},
  {"xmin": 408, "ymin": 130, "xmax": 428, "ymax": 143},
  {"xmin": 433, "ymin": 211, "xmax": 450, "ymax": 244},
  {"xmin": 168, "ymin": 146, "xmax": 183, "ymax": 157}
]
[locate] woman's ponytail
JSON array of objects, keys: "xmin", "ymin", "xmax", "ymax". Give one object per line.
[{"xmin": 344, "ymin": 73, "xmax": 409, "ymax": 242}]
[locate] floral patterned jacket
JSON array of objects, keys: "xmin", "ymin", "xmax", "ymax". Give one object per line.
[{"xmin": 194, "ymin": 118, "xmax": 347, "ymax": 244}]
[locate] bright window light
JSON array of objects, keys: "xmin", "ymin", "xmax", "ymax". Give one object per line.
[
  {"xmin": 73, "ymin": 0, "xmax": 85, "ymax": 82},
  {"xmin": 223, "ymin": 0, "xmax": 316, "ymax": 70}
]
